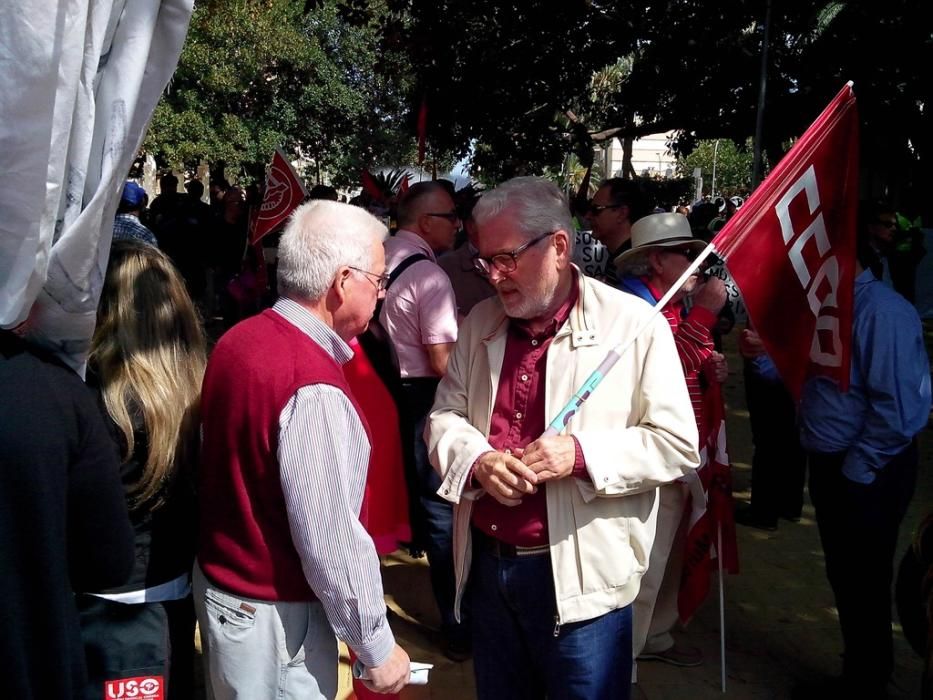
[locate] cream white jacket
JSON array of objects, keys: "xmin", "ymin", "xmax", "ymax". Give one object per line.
[{"xmin": 426, "ymin": 270, "xmax": 700, "ymax": 626}]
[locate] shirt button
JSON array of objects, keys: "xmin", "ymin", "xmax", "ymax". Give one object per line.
[
  {"xmin": 515, "ymin": 412, "xmax": 523, "ymax": 419},
  {"xmin": 531, "ymin": 339, "xmax": 539, "ymax": 346},
  {"xmin": 521, "ymin": 374, "xmax": 529, "ymax": 382},
  {"xmin": 490, "ymin": 524, "xmax": 498, "ymax": 532}
]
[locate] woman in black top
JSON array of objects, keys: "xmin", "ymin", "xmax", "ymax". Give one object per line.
[{"xmin": 79, "ymin": 240, "xmax": 207, "ymax": 698}]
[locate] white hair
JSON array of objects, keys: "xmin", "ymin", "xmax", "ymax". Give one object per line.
[
  {"xmin": 472, "ymin": 177, "xmax": 575, "ymax": 255},
  {"xmin": 277, "ymin": 200, "xmax": 388, "ymax": 300}
]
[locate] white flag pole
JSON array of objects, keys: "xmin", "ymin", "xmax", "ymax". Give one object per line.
[
  {"xmin": 544, "ymin": 240, "xmax": 720, "ymax": 434},
  {"xmin": 718, "ymin": 523, "xmax": 727, "ymax": 693}
]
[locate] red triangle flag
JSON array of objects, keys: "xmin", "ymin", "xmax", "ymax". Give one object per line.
[
  {"xmin": 678, "ymin": 382, "xmax": 739, "ymax": 623},
  {"xmin": 712, "ymin": 83, "xmax": 859, "ymax": 399},
  {"xmin": 360, "ymin": 169, "xmax": 386, "ymax": 204},
  {"xmin": 249, "ymin": 148, "xmax": 308, "ymax": 245},
  {"xmin": 417, "ymin": 98, "xmax": 428, "ymax": 166}
]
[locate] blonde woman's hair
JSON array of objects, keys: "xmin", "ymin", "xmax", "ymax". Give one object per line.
[{"xmin": 90, "ymin": 241, "xmax": 207, "ymax": 510}]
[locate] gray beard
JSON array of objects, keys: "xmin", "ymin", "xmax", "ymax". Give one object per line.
[{"xmin": 500, "ymin": 274, "xmax": 561, "ymax": 321}]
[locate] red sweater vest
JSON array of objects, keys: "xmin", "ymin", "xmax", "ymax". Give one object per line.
[{"xmin": 198, "ymin": 309, "xmax": 372, "ymax": 601}]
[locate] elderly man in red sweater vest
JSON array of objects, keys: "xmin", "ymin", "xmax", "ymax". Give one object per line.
[{"xmin": 195, "ymin": 200, "xmax": 410, "ymax": 698}]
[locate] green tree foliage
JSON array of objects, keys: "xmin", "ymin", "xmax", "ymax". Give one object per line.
[
  {"xmin": 394, "ymin": 0, "xmax": 625, "ymax": 181},
  {"xmin": 144, "ymin": 0, "xmax": 417, "ymax": 185},
  {"xmin": 394, "ymin": 1, "xmax": 931, "ymax": 211},
  {"xmin": 146, "ymin": 0, "xmax": 931, "ymax": 212},
  {"xmin": 677, "ymin": 138, "xmax": 759, "ymax": 198},
  {"xmin": 542, "ymin": 154, "xmax": 604, "ymax": 199}
]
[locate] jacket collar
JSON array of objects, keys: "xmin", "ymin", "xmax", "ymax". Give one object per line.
[{"xmin": 481, "ymin": 265, "xmax": 598, "ymax": 349}]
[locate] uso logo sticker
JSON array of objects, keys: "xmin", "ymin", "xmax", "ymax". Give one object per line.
[{"xmin": 104, "ymin": 675, "xmax": 164, "ymax": 699}]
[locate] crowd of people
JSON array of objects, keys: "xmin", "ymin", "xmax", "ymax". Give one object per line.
[{"xmin": 2, "ymin": 168, "xmax": 931, "ymax": 700}]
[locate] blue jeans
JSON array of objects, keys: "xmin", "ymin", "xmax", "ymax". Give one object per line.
[
  {"xmin": 471, "ymin": 544, "xmax": 632, "ymax": 700},
  {"xmin": 402, "ymin": 379, "xmax": 467, "ymax": 642}
]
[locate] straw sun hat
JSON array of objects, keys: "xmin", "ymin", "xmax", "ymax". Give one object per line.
[{"xmin": 613, "ymin": 212, "xmax": 706, "ymax": 270}]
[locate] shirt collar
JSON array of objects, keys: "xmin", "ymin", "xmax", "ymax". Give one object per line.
[
  {"xmin": 641, "ymin": 275, "xmax": 683, "ymax": 314},
  {"xmin": 641, "ymin": 275, "xmax": 664, "ymax": 302},
  {"xmin": 272, "ymin": 297, "xmax": 353, "ymax": 364},
  {"xmin": 394, "ymin": 229, "xmax": 436, "ymax": 261},
  {"xmin": 855, "ymin": 267, "xmax": 876, "ymax": 287}
]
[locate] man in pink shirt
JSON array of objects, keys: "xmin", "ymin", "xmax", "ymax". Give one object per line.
[{"xmin": 380, "ymin": 181, "xmax": 466, "ymax": 659}]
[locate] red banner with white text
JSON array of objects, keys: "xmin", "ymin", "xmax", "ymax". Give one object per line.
[
  {"xmin": 249, "ymin": 148, "xmax": 308, "ymax": 245},
  {"xmin": 417, "ymin": 97, "xmax": 428, "ymax": 166},
  {"xmin": 712, "ymin": 83, "xmax": 859, "ymax": 398}
]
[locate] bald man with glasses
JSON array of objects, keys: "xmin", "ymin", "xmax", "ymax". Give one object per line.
[{"xmin": 379, "ymin": 181, "xmax": 468, "ymax": 660}]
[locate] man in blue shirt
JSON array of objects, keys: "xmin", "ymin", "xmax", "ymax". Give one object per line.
[
  {"xmin": 112, "ymin": 181, "xmax": 158, "ymax": 247},
  {"xmin": 798, "ymin": 250, "xmax": 931, "ymax": 696}
]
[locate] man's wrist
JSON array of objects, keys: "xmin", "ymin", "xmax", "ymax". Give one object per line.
[{"xmin": 468, "ymin": 451, "xmax": 494, "ymax": 488}]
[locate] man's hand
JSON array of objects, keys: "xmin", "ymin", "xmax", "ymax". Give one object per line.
[
  {"xmin": 472, "ymin": 451, "xmax": 539, "ymax": 506},
  {"xmin": 520, "ymin": 436, "xmax": 577, "ymax": 483},
  {"xmin": 704, "ymin": 351, "xmax": 729, "ymax": 383},
  {"xmin": 692, "ymin": 275, "xmax": 728, "ymax": 314},
  {"xmin": 364, "ymin": 644, "xmax": 411, "ymax": 694},
  {"xmin": 738, "ymin": 328, "xmax": 766, "ymax": 359}
]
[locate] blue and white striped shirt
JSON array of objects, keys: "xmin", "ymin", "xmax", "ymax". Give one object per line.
[{"xmin": 273, "ymin": 297, "xmax": 396, "ymax": 668}]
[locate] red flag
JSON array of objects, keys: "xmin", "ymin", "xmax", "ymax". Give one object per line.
[
  {"xmin": 249, "ymin": 148, "xmax": 308, "ymax": 245},
  {"xmin": 360, "ymin": 169, "xmax": 386, "ymax": 204},
  {"xmin": 712, "ymin": 83, "xmax": 859, "ymax": 399},
  {"xmin": 416, "ymin": 97, "xmax": 428, "ymax": 166},
  {"xmin": 679, "ymin": 382, "xmax": 739, "ymax": 623}
]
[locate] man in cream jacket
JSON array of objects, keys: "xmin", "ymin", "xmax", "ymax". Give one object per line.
[{"xmin": 425, "ymin": 177, "xmax": 700, "ymax": 700}]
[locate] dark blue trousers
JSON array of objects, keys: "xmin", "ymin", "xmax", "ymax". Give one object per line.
[
  {"xmin": 808, "ymin": 442, "xmax": 918, "ymax": 692},
  {"xmin": 402, "ymin": 378, "xmax": 467, "ymax": 643},
  {"xmin": 470, "ymin": 544, "xmax": 632, "ymax": 700}
]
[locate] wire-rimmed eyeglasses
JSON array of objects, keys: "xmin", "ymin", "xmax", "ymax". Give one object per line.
[{"xmin": 349, "ymin": 266, "xmax": 390, "ymax": 291}]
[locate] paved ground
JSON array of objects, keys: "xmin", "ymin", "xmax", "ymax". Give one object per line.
[{"xmin": 331, "ymin": 329, "xmax": 929, "ymax": 699}]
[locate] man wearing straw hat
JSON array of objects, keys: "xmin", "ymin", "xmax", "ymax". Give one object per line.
[
  {"xmin": 426, "ymin": 178, "xmax": 700, "ymax": 699},
  {"xmin": 613, "ymin": 212, "xmax": 729, "ymax": 668}
]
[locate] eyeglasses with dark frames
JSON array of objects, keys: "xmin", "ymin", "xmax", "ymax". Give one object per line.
[
  {"xmin": 473, "ymin": 231, "xmax": 556, "ymax": 276},
  {"xmin": 874, "ymin": 219, "xmax": 898, "ymax": 230},
  {"xmin": 425, "ymin": 211, "xmax": 460, "ymax": 222},
  {"xmin": 349, "ymin": 266, "xmax": 391, "ymax": 291},
  {"xmin": 662, "ymin": 246, "xmax": 702, "ymax": 263},
  {"xmin": 587, "ymin": 202, "xmax": 622, "ymax": 215}
]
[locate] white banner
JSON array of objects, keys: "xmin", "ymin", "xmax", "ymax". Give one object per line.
[
  {"xmin": 0, "ymin": 0, "xmax": 193, "ymax": 372},
  {"xmin": 572, "ymin": 228, "xmax": 609, "ymax": 279},
  {"xmin": 705, "ymin": 262, "xmax": 748, "ymax": 324}
]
